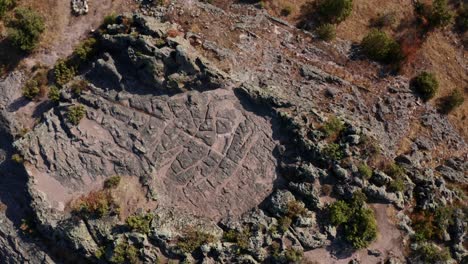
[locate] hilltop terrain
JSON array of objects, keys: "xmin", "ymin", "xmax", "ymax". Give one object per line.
[{"xmin": 0, "ymin": 0, "xmax": 466, "ymax": 263}]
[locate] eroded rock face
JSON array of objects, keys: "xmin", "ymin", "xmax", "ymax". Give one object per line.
[{"xmin": 15, "ymin": 14, "xmax": 280, "ymax": 230}]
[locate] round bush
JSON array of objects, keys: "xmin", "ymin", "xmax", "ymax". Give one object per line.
[
  {"xmin": 361, "ymin": 29, "xmax": 402, "ymax": 63},
  {"xmin": 411, "ymin": 72, "xmax": 439, "ymax": 101},
  {"xmin": 6, "ymin": 7, "xmax": 45, "ymax": 52},
  {"xmin": 318, "ymin": 0, "xmax": 353, "ymax": 23},
  {"xmin": 316, "ymin": 23, "xmax": 336, "ymax": 41}
]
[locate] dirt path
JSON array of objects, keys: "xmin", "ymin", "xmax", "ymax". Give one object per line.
[{"xmin": 22, "ymin": 0, "xmax": 137, "ymax": 68}]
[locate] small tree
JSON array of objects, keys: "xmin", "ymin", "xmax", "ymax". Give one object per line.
[
  {"xmin": 438, "ymin": 89, "xmax": 464, "ymax": 114},
  {"xmin": 361, "ymin": 29, "xmax": 402, "ymax": 63},
  {"xmin": 0, "ymin": 0, "xmax": 15, "ymax": 18},
  {"xmin": 54, "ymin": 59, "xmax": 75, "ymax": 87},
  {"xmin": 318, "ymin": 0, "xmax": 353, "ymax": 23},
  {"xmin": 411, "ymin": 72, "xmax": 439, "ymax": 101},
  {"xmin": 6, "ymin": 7, "xmax": 45, "ymax": 52},
  {"xmin": 48, "ymin": 86, "xmax": 60, "ymax": 102},
  {"xmin": 316, "ymin": 23, "xmax": 336, "ymax": 41},
  {"xmin": 67, "ymin": 104, "xmax": 85, "ymax": 125}
]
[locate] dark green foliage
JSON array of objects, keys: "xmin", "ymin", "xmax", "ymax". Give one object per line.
[
  {"xmin": 22, "ymin": 69, "xmax": 48, "ymax": 100},
  {"xmin": 412, "ymin": 243, "xmax": 451, "ymax": 263},
  {"xmin": 329, "ymin": 191, "xmax": 377, "ymax": 249},
  {"xmin": 281, "ymin": 5, "xmax": 293, "ymax": 17},
  {"xmin": 22, "ymin": 79, "xmax": 40, "ymax": 100},
  {"xmin": 361, "ymin": 29, "xmax": 402, "ymax": 64},
  {"xmin": 415, "ymin": 0, "xmax": 453, "ymax": 28},
  {"xmin": 322, "ymin": 143, "xmax": 344, "ymax": 161},
  {"xmin": 0, "ymin": 0, "xmax": 15, "ymax": 18},
  {"xmin": 110, "ymin": 240, "xmax": 140, "ymax": 264},
  {"xmin": 223, "ymin": 227, "xmax": 251, "ymax": 251},
  {"xmin": 411, "ymin": 207, "xmax": 455, "ymax": 241},
  {"xmin": 388, "ymin": 177, "xmax": 405, "ymax": 192},
  {"xmin": 318, "ymin": 0, "xmax": 353, "ymax": 23},
  {"xmin": 322, "ymin": 116, "xmax": 345, "ymax": 138},
  {"xmin": 54, "ymin": 59, "xmax": 75, "ymax": 87},
  {"xmin": 329, "ymin": 200, "xmax": 351, "ymax": 225},
  {"xmin": 316, "ymin": 23, "xmax": 336, "ymax": 41},
  {"xmin": 456, "ymin": 4, "xmax": 468, "ymax": 32},
  {"xmin": 177, "ymin": 229, "xmax": 215, "ymax": 253},
  {"xmin": 67, "ymin": 104, "xmax": 85, "ymax": 125},
  {"xmin": 358, "ymin": 163, "xmax": 373, "ymax": 180},
  {"xmin": 411, "ymin": 72, "xmax": 439, "ymax": 101},
  {"xmin": 48, "ymin": 86, "xmax": 60, "ymax": 102},
  {"xmin": 103, "ymin": 13, "xmax": 118, "ymax": 26},
  {"xmin": 73, "ymin": 37, "xmax": 98, "ymax": 61},
  {"xmin": 284, "ymin": 247, "xmax": 304, "ymax": 262},
  {"xmin": 438, "ymin": 89, "xmax": 464, "ymax": 114},
  {"xmin": 6, "ymin": 7, "xmax": 45, "ymax": 52},
  {"xmin": 104, "ymin": 175, "xmax": 121, "ymax": 189},
  {"xmin": 126, "ymin": 213, "xmax": 154, "ymax": 234},
  {"xmin": 372, "ymin": 12, "xmax": 397, "ymax": 28},
  {"xmin": 385, "ymin": 163, "xmax": 406, "ymax": 192},
  {"xmin": 385, "ymin": 163, "xmax": 405, "ymax": 178},
  {"xmin": 278, "ymin": 216, "xmax": 292, "ymax": 233}
]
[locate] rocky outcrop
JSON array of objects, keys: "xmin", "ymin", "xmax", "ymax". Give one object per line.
[{"xmin": 71, "ymin": 0, "xmax": 89, "ymax": 15}]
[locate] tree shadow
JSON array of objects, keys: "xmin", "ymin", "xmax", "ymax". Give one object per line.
[{"xmin": 0, "ymin": 38, "xmax": 25, "ymax": 77}]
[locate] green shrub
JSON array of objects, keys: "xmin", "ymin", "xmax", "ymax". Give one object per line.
[
  {"xmin": 316, "ymin": 23, "xmax": 336, "ymax": 41},
  {"xmin": 67, "ymin": 104, "xmax": 86, "ymax": 125},
  {"xmin": 411, "ymin": 72, "xmax": 439, "ymax": 101},
  {"xmin": 322, "ymin": 143, "xmax": 344, "ymax": 161},
  {"xmin": 359, "ymin": 135, "xmax": 381, "ymax": 158},
  {"xmin": 318, "ymin": 0, "xmax": 353, "ymax": 23},
  {"xmin": 103, "ymin": 13, "xmax": 118, "ymax": 27},
  {"xmin": 388, "ymin": 177, "xmax": 405, "ymax": 192},
  {"xmin": 0, "ymin": 0, "xmax": 15, "ymax": 18},
  {"xmin": 284, "ymin": 247, "xmax": 304, "ymax": 262},
  {"xmin": 372, "ymin": 12, "xmax": 397, "ymax": 28},
  {"xmin": 278, "ymin": 216, "xmax": 292, "ymax": 233},
  {"xmin": 281, "ymin": 5, "xmax": 293, "ymax": 17},
  {"xmin": 126, "ymin": 213, "xmax": 154, "ymax": 234},
  {"xmin": 73, "ymin": 37, "xmax": 98, "ymax": 61},
  {"xmin": 11, "ymin": 153, "xmax": 23, "ymax": 163},
  {"xmin": 358, "ymin": 163, "xmax": 373, "ymax": 180},
  {"xmin": 416, "ymin": 0, "xmax": 452, "ymax": 28},
  {"xmin": 385, "ymin": 163, "xmax": 405, "ymax": 178},
  {"xmin": 223, "ymin": 227, "xmax": 251, "ymax": 251},
  {"xmin": 330, "ymin": 192, "xmax": 377, "ymax": 249},
  {"xmin": 322, "ymin": 116, "xmax": 344, "ymax": 137},
  {"xmin": 412, "ymin": 243, "xmax": 450, "ymax": 263},
  {"xmin": 456, "ymin": 4, "xmax": 468, "ymax": 32},
  {"xmin": 361, "ymin": 29, "xmax": 402, "ymax": 63},
  {"xmin": 104, "ymin": 175, "xmax": 121, "ymax": 189},
  {"xmin": 6, "ymin": 7, "xmax": 45, "ymax": 52},
  {"xmin": 22, "ymin": 79, "xmax": 40, "ymax": 100},
  {"xmin": 177, "ymin": 229, "xmax": 215, "ymax": 253},
  {"xmin": 329, "ymin": 200, "xmax": 350, "ymax": 225},
  {"xmin": 438, "ymin": 89, "xmax": 464, "ymax": 114},
  {"xmin": 54, "ymin": 59, "xmax": 75, "ymax": 87},
  {"xmin": 110, "ymin": 240, "xmax": 140, "ymax": 264},
  {"xmin": 48, "ymin": 86, "xmax": 60, "ymax": 102},
  {"xmin": 22, "ymin": 69, "xmax": 48, "ymax": 100}
]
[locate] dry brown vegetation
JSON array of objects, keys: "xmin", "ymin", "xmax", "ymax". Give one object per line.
[{"xmin": 215, "ymin": 0, "xmax": 467, "ymax": 140}]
